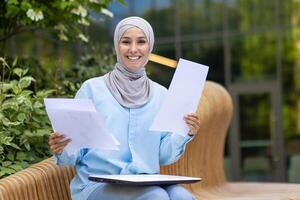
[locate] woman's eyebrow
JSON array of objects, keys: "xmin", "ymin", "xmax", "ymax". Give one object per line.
[
  {"xmin": 121, "ymin": 36, "xmax": 147, "ymax": 39},
  {"xmin": 120, "ymin": 36, "xmax": 131, "ymax": 40}
]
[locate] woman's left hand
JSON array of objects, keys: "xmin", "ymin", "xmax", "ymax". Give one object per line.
[{"xmin": 184, "ymin": 113, "xmax": 200, "ymax": 136}]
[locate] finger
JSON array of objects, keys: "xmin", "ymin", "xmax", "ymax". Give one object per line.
[
  {"xmin": 187, "ymin": 114, "xmax": 200, "ymax": 122},
  {"xmin": 188, "ymin": 124, "xmax": 199, "ymax": 135},
  {"xmin": 185, "ymin": 113, "xmax": 199, "ymax": 120},
  {"xmin": 187, "ymin": 124, "xmax": 199, "ymax": 134},
  {"xmin": 184, "ymin": 118, "xmax": 200, "ymax": 135},
  {"xmin": 52, "ymin": 140, "xmax": 69, "ymax": 151},
  {"xmin": 52, "ymin": 138, "xmax": 71, "ymax": 147},
  {"xmin": 50, "ymin": 132, "xmax": 67, "ymax": 140},
  {"xmin": 189, "ymin": 123, "xmax": 199, "ymax": 131},
  {"xmin": 49, "ymin": 138, "xmax": 71, "ymax": 149},
  {"xmin": 50, "ymin": 132, "xmax": 61, "ymax": 138},
  {"xmin": 186, "ymin": 112, "xmax": 198, "ymax": 117},
  {"xmin": 50, "ymin": 140, "xmax": 70, "ymax": 154},
  {"xmin": 49, "ymin": 134, "xmax": 68, "ymax": 145},
  {"xmin": 184, "ymin": 117, "xmax": 200, "ymax": 128}
]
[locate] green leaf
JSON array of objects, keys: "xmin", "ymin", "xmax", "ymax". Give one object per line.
[
  {"xmin": 17, "ymin": 113, "xmax": 26, "ymax": 122},
  {"xmin": 20, "ymin": 161, "xmax": 30, "ymax": 168},
  {"xmin": 6, "ymin": 152, "xmax": 15, "ymax": 161},
  {"xmin": 9, "ymin": 142, "xmax": 21, "ymax": 150},
  {"xmin": 36, "ymin": 129, "xmax": 50, "ymax": 137},
  {"xmin": 2, "ymin": 83, "xmax": 13, "ymax": 92},
  {"xmin": 24, "ymin": 142, "xmax": 31, "ymax": 151},
  {"xmin": 10, "ymin": 128, "xmax": 21, "ymax": 135},
  {"xmin": 35, "ymin": 89, "xmax": 54, "ymax": 98},
  {"xmin": 12, "ymin": 85, "xmax": 21, "ymax": 94},
  {"xmin": 2, "ymin": 118, "xmax": 21, "ymax": 127},
  {"xmin": 0, "ymin": 166, "xmax": 16, "ymax": 175},
  {"xmin": 20, "ymin": 1, "xmax": 32, "ymax": 11},
  {"xmin": 20, "ymin": 90, "xmax": 33, "ymax": 97},
  {"xmin": 2, "ymin": 101, "xmax": 18, "ymax": 111},
  {"xmin": 2, "ymin": 117, "xmax": 11, "ymax": 126},
  {"xmin": 0, "ymin": 171, "xmax": 5, "ymax": 177},
  {"xmin": 7, "ymin": 4, "xmax": 20, "ymax": 17},
  {"xmin": 13, "ymin": 68, "xmax": 24, "ymax": 77},
  {"xmin": 33, "ymin": 101, "xmax": 43, "ymax": 109},
  {"xmin": 1, "ymin": 161, "xmax": 12, "ymax": 167},
  {"xmin": 0, "ymin": 136, "xmax": 13, "ymax": 145},
  {"xmin": 8, "ymin": 0, "xmax": 19, "ymax": 5},
  {"xmin": 16, "ymin": 152, "xmax": 27, "ymax": 161},
  {"xmin": 12, "ymin": 56, "xmax": 18, "ymax": 67},
  {"xmin": 9, "ymin": 164, "xmax": 23, "ymax": 171},
  {"xmin": 18, "ymin": 76, "xmax": 35, "ymax": 89}
]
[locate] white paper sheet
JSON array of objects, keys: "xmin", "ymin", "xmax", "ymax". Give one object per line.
[
  {"xmin": 44, "ymin": 98, "xmax": 97, "ymax": 112},
  {"xmin": 149, "ymin": 58, "xmax": 209, "ymax": 135},
  {"xmin": 44, "ymin": 98, "xmax": 120, "ymax": 155}
]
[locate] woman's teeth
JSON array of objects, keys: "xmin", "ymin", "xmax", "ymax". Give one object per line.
[{"xmin": 128, "ymin": 56, "xmax": 140, "ymax": 60}]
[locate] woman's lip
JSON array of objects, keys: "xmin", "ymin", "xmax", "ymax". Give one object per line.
[{"xmin": 127, "ymin": 56, "xmax": 141, "ymax": 60}]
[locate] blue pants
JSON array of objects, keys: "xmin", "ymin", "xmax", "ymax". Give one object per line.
[{"xmin": 87, "ymin": 184, "xmax": 195, "ymax": 200}]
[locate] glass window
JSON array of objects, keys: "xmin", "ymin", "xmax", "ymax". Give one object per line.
[
  {"xmin": 239, "ymin": 93, "xmax": 273, "ymax": 181},
  {"xmin": 228, "ymin": 0, "xmax": 276, "ymax": 32},
  {"xmin": 178, "ymin": 0, "xmax": 223, "ymax": 34},
  {"xmin": 181, "ymin": 39, "xmax": 225, "ymax": 84},
  {"xmin": 230, "ymin": 32, "xmax": 277, "ymax": 83},
  {"xmin": 239, "ymin": 93, "xmax": 271, "ymax": 142},
  {"xmin": 141, "ymin": 0, "xmax": 175, "ymax": 37}
]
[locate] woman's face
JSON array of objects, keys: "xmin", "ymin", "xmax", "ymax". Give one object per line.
[{"xmin": 118, "ymin": 27, "xmax": 150, "ymax": 70}]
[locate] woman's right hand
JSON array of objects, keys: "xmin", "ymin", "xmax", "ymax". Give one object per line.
[{"xmin": 48, "ymin": 132, "xmax": 71, "ymax": 155}]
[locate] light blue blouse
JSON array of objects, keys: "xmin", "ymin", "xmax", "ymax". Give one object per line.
[{"xmin": 54, "ymin": 76, "xmax": 193, "ymax": 199}]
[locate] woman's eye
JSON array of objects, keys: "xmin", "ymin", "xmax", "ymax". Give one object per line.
[
  {"xmin": 121, "ymin": 40, "xmax": 130, "ymax": 44},
  {"xmin": 138, "ymin": 40, "xmax": 146, "ymax": 44}
]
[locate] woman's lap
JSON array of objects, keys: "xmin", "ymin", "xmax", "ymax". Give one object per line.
[{"xmin": 87, "ymin": 183, "xmax": 195, "ymax": 200}]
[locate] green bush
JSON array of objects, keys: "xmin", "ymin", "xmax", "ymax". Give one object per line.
[
  {"xmin": 0, "ymin": 47, "xmax": 115, "ymax": 178},
  {"xmin": 0, "ymin": 58, "xmax": 53, "ymax": 178},
  {"xmin": 53, "ymin": 45, "xmax": 116, "ymax": 97}
]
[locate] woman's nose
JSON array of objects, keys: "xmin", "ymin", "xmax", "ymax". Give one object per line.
[{"xmin": 129, "ymin": 43, "xmax": 138, "ymax": 53}]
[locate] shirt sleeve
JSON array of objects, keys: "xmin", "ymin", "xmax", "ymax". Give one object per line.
[
  {"xmin": 75, "ymin": 81, "xmax": 91, "ymax": 99},
  {"xmin": 53, "ymin": 148, "xmax": 88, "ymax": 166},
  {"xmin": 159, "ymin": 132, "xmax": 194, "ymax": 165}
]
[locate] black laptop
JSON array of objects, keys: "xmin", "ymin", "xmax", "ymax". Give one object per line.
[{"xmin": 88, "ymin": 174, "xmax": 201, "ymax": 186}]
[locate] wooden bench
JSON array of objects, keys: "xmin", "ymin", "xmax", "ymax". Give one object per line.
[{"xmin": 1, "ymin": 54, "xmax": 300, "ymax": 200}]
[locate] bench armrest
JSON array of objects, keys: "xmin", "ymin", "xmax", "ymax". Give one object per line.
[{"xmin": 0, "ymin": 158, "xmax": 75, "ymax": 200}]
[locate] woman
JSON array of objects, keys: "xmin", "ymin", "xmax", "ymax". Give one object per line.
[{"xmin": 49, "ymin": 16, "xmax": 200, "ymax": 200}]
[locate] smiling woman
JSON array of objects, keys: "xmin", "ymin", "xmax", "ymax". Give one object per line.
[{"xmin": 48, "ymin": 16, "xmax": 200, "ymax": 200}]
